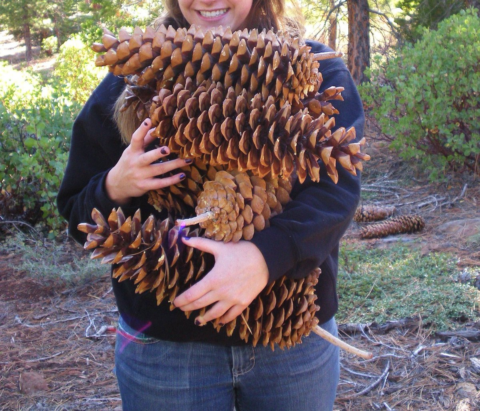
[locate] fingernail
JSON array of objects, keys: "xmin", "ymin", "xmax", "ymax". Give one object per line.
[
  {"xmin": 184, "ymin": 158, "xmax": 193, "ymax": 164},
  {"xmin": 183, "ymin": 236, "xmax": 191, "ymax": 241},
  {"xmin": 219, "ymin": 322, "xmax": 224, "ymax": 327},
  {"xmin": 161, "ymin": 148, "xmax": 168, "ymax": 155},
  {"xmin": 195, "ymin": 318, "xmax": 204, "ymax": 326},
  {"xmin": 179, "ymin": 173, "xmax": 186, "ymax": 180},
  {"xmin": 143, "ymin": 120, "xmax": 149, "ymax": 126}
]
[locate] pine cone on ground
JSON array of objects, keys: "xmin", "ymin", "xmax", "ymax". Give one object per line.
[
  {"xmin": 359, "ymin": 215, "xmax": 425, "ymax": 239},
  {"xmin": 353, "ymin": 205, "xmax": 396, "ymax": 222}
]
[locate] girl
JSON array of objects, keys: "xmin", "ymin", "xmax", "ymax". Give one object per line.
[{"xmin": 57, "ymin": 1, "xmax": 363, "ymax": 409}]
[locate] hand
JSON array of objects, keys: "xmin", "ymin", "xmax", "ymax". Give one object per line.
[
  {"xmin": 173, "ymin": 237, "xmax": 269, "ymax": 325},
  {"xmin": 105, "ymin": 118, "xmax": 191, "ymax": 205}
]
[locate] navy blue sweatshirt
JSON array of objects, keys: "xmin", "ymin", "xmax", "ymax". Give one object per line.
[{"xmin": 57, "ymin": 40, "xmax": 363, "ymax": 345}]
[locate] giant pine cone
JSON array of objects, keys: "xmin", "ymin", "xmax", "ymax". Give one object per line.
[
  {"xmin": 92, "ymin": 25, "xmax": 370, "ymax": 184},
  {"xmin": 79, "ymin": 207, "xmax": 321, "ymax": 349}
]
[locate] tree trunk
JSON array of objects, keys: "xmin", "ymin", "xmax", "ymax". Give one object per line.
[
  {"xmin": 328, "ymin": 0, "xmax": 337, "ymax": 50},
  {"xmin": 347, "ymin": 0, "xmax": 370, "ymax": 84},
  {"xmin": 23, "ymin": 22, "xmax": 32, "ymax": 62}
]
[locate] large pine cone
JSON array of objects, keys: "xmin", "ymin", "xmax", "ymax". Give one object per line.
[
  {"xmin": 92, "ymin": 25, "xmax": 370, "ymax": 184},
  {"xmin": 79, "ymin": 207, "xmax": 321, "ymax": 349}
]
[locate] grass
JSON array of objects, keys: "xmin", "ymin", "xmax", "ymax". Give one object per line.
[
  {"xmin": 337, "ymin": 242, "xmax": 480, "ymax": 330},
  {"xmin": 3, "ymin": 231, "xmax": 108, "ymax": 287}
]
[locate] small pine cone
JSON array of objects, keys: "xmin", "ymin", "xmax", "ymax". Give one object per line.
[
  {"xmin": 360, "ymin": 215, "xmax": 425, "ymax": 239},
  {"xmin": 179, "ymin": 170, "xmax": 292, "ymax": 242},
  {"xmin": 353, "ymin": 205, "xmax": 396, "ymax": 222},
  {"xmin": 78, "ymin": 208, "xmax": 213, "ymax": 309}
]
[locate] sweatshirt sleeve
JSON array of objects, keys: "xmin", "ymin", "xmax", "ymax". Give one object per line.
[
  {"xmin": 57, "ymin": 73, "xmax": 141, "ymax": 245},
  {"xmin": 250, "ymin": 42, "xmax": 363, "ymax": 283}
]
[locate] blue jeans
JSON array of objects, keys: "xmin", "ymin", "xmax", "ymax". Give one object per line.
[{"xmin": 114, "ymin": 315, "xmax": 339, "ymax": 411}]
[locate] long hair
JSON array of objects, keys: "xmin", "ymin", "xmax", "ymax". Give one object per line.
[{"xmin": 114, "ymin": 0, "xmax": 305, "ymax": 144}]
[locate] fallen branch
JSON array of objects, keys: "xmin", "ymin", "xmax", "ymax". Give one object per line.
[
  {"xmin": 351, "ymin": 360, "xmax": 390, "ymax": 397},
  {"xmin": 436, "ymin": 329, "xmax": 480, "ymax": 342},
  {"xmin": 15, "ymin": 309, "xmax": 118, "ymax": 328},
  {"xmin": 0, "ymin": 351, "xmax": 63, "ymax": 365}
]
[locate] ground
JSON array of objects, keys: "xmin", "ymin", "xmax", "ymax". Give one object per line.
[{"xmin": 1, "ymin": 31, "xmax": 480, "ymax": 411}]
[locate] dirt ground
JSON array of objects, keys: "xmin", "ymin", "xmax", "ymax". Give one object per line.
[
  {"xmin": 1, "ymin": 161, "xmax": 479, "ymax": 410},
  {"xmin": 1, "ymin": 30, "xmax": 480, "ymax": 411}
]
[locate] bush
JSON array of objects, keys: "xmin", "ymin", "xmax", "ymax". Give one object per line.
[
  {"xmin": 0, "ymin": 65, "xmax": 78, "ymax": 234},
  {"xmin": 41, "ymin": 36, "xmax": 58, "ymax": 56},
  {"xmin": 54, "ymin": 35, "xmax": 107, "ymax": 104},
  {"xmin": 0, "ymin": 37, "xmax": 108, "ymax": 235},
  {"xmin": 359, "ymin": 9, "xmax": 480, "ymax": 180}
]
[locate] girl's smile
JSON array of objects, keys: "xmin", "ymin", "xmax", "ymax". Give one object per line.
[{"xmin": 179, "ymin": 1, "xmax": 253, "ymax": 31}]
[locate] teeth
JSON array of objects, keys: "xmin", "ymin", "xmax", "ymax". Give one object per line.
[{"xmin": 200, "ymin": 9, "xmax": 227, "ymax": 17}]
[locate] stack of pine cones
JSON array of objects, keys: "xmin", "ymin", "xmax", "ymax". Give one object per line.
[{"xmin": 79, "ymin": 24, "xmax": 372, "ymax": 349}]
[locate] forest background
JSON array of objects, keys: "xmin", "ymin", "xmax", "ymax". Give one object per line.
[{"xmin": 0, "ymin": 1, "xmax": 479, "ymax": 410}]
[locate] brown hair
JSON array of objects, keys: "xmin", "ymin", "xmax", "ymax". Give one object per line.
[{"xmin": 114, "ymin": 0, "xmax": 305, "ymax": 144}]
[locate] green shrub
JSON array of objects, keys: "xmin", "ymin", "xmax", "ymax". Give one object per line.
[
  {"xmin": 359, "ymin": 9, "xmax": 480, "ymax": 180},
  {"xmin": 0, "ymin": 36, "xmax": 108, "ymax": 235},
  {"xmin": 41, "ymin": 35, "xmax": 58, "ymax": 55},
  {"xmin": 0, "ymin": 63, "xmax": 80, "ymax": 234},
  {"xmin": 54, "ymin": 35, "xmax": 107, "ymax": 104}
]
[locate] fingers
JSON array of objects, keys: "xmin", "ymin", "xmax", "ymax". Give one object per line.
[
  {"xmin": 195, "ymin": 301, "xmax": 231, "ymax": 326},
  {"xmin": 140, "ymin": 145, "xmax": 170, "ymax": 166},
  {"xmin": 150, "ymin": 157, "xmax": 192, "ymax": 175},
  {"xmin": 130, "ymin": 119, "xmax": 152, "ymax": 151},
  {"xmin": 173, "ymin": 274, "xmax": 213, "ymax": 309},
  {"xmin": 217, "ymin": 305, "xmax": 246, "ymax": 325},
  {"xmin": 177, "ymin": 290, "xmax": 218, "ymax": 313},
  {"xmin": 142, "ymin": 173, "xmax": 186, "ymax": 191},
  {"xmin": 181, "ymin": 236, "xmax": 220, "ymax": 255}
]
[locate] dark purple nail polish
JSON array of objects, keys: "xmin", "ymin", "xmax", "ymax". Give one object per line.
[
  {"xmin": 161, "ymin": 148, "xmax": 168, "ymax": 155},
  {"xmin": 143, "ymin": 120, "xmax": 149, "ymax": 126},
  {"xmin": 185, "ymin": 158, "xmax": 193, "ymax": 164},
  {"xmin": 194, "ymin": 319, "xmax": 201, "ymax": 326},
  {"xmin": 219, "ymin": 322, "xmax": 224, "ymax": 326},
  {"xmin": 183, "ymin": 236, "xmax": 191, "ymax": 241},
  {"xmin": 179, "ymin": 173, "xmax": 186, "ymax": 180}
]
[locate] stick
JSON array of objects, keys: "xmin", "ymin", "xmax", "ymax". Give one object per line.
[
  {"xmin": 176, "ymin": 212, "xmax": 214, "ymax": 227},
  {"xmin": 313, "ymin": 51, "xmax": 343, "ymax": 61},
  {"xmin": 312, "ymin": 325, "xmax": 373, "ymax": 359},
  {"xmin": 352, "ymin": 360, "xmax": 390, "ymax": 397}
]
